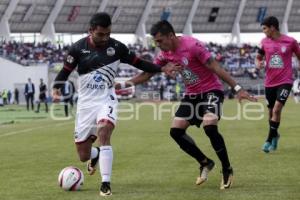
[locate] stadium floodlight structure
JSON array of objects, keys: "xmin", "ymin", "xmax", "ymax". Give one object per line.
[
  {"xmin": 135, "ymin": 0, "xmax": 154, "ymax": 46},
  {"xmin": 97, "ymin": 0, "xmax": 109, "ymax": 12},
  {"xmin": 230, "ymin": 0, "xmax": 246, "ymax": 44},
  {"xmin": 281, "ymin": 0, "xmax": 293, "ymax": 34},
  {"xmin": 40, "ymin": 0, "xmax": 65, "ymax": 42},
  {"xmin": 183, "ymin": 0, "xmax": 200, "ymax": 35},
  {"xmin": 0, "ymin": 0, "xmax": 19, "ymax": 41}
]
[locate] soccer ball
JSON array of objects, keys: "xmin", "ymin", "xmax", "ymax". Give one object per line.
[{"xmin": 58, "ymin": 166, "xmax": 84, "ymax": 191}]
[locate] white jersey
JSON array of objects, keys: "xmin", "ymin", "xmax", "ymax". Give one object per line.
[
  {"xmin": 77, "ymin": 60, "xmax": 119, "ymax": 109},
  {"xmin": 58, "ymin": 36, "xmax": 142, "ymax": 143}
]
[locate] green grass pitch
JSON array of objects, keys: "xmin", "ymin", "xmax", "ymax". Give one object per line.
[{"xmin": 0, "ymin": 99, "xmax": 299, "ymax": 200}]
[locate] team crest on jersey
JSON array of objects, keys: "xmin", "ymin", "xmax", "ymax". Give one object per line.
[
  {"xmin": 66, "ymin": 55, "xmax": 74, "ymax": 64},
  {"xmin": 107, "ymin": 47, "xmax": 115, "ymax": 56},
  {"xmin": 281, "ymin": 46, "xmax": 286, "ymax": 53},
  {"xmin": 181, "ymin": 68, "xmax": 198, "ymax": 84},
  {"xmin": 269, "ymin": 53, "xmax": 283, "ymax": 68},
  {"xmin": 93, "ymin": 71, "xmax": 103, "ymax": 82},
  {"xmin": 181, "ymin": 57, "xmax": 189, "ymax": 66}
]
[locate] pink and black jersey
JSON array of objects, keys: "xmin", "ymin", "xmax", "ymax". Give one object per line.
[
  {"xmin": 154, "ymin": 36, "xmax": 223, "ymax": 94},
  {"xmin": 261, "ymin": 34, "xmax": 300, "ymax": 87}
]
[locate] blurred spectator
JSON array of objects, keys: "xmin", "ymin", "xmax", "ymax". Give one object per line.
[
  {"xmin": 7, "ymin": 90, "xmax": 11, "ymax": 104},
  {"xmin": 0, "ymin": 93, "xmax": 3, "ymax": 106},
  {"xmin": 159, "ymin": 82, "xmax": 164, "ymax": 100},
  {"xmin": 24, "ymin": 78, "xmax": 35, "ymax": 111},
  {"xmin": 62, "ymin": 80, "xmax": 75, "ymax": 117},
  {"xmin": 14, "ymin": 88, "xmax": 19, "ymax": 104},
  {"xmin": 36, "ymin": 78, "xmax": 48, "ymax": 113},
  {"xmin": 2, "ymin": 89, "xmax": 8, "ymax": 105}
]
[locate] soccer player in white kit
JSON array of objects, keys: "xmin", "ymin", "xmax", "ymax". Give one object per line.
[{"xmin": 52, "ymin": 13, "xmax": 179, "ymax": 196}]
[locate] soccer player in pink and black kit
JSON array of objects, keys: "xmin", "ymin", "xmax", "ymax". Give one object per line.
[
  {"xmin": 117, "ymin": 20, "xmax": 257, "ymax": 189},
  {"xmin": 256, "ymin": 16, "xmax": 300, "ymax": 153}
]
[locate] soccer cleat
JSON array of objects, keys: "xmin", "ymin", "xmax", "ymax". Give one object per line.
[
  {"xmin": 269, "ymin": 134, "xmax": 280, "ymax": 151},
  {"xmin": 196, "ymin": 159, "xmax": 215, "ymax": 185},
  {"xmin": 100, "ymin": 182, "xmax": 112, "ymax": 196},
  {"xmin": 87, "ymin": 147, "xmax": 100, "ymax": 175},
  {"xmin": 220, "ymin": 167, "xmax": 233, "ymax": 190},
  {"xmin": 262, "ymin": 142, "xmax": 272, "ymax": 153}
]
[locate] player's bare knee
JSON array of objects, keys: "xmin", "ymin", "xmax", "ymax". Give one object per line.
[{"xmin": 203, "ymin": 113, "xmax": 218, "ymax": 126}]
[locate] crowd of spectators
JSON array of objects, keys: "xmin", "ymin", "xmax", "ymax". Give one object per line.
[
  {"xmin": 0, "ymin": 40, "xmax": 262, "ymax": 70},
  {"xmin": 1, "ymin": 40, "xmax": 299, "ymax": 96},
  {"xmin": 0, "ymin": 41, "xmax": 68, "ymax": 66}
]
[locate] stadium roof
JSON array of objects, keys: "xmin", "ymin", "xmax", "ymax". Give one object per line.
[{"xmin": 0, "ymin": 0, "xmax": 299, "ymax": 41}]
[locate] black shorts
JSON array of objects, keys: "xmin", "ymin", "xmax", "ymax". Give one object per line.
[
  {"xmin": 63, "ymin": 97, "xmax": 73, "ymax": 103},
  {"xmin": 39, "ymin": 94, "xmax": 46, "ymax": 101},
  {"xmin": 175, "ymin": 90, "xmax": 224, "ymax": 127},
  {"xmin": 265, "ymin": 84, "xmax": 292, "ymax": 108}
]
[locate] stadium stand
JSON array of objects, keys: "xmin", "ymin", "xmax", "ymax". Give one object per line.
[{"xmin": 1, "ymin": 0, "xmax": 300, "ymax": 100}]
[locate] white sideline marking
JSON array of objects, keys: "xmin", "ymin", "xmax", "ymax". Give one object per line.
[{"xmin": 0, "ymin": 121, "xmax": 73, "ymax": 138}]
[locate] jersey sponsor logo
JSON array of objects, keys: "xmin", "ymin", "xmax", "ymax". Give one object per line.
[
  {"xmin": 66, "ymin": 55, "xmax": 74, "ymax": 64},
  {"xmin": 81, "ymin": 49, "xmax": 91, "ymax": 54},
  {"xmin": 269, "ymin": 53, "xmax": 283, "ymax": 68},
  {"xmin": 86, "ymin": 83, "xmax": 106, "ymax": 90},
  {"xmin": 107, "ymin": 47, "xmax": 115, "ymax": 56},
  {"xmin": 181, "ymin": 68, "xmax": 198, "ymax": 85},
  {"xmin": 93, "ymin": 71, "xmax": 103, "ymax": 82}
]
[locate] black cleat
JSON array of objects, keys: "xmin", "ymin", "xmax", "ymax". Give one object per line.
[
  {"xmin": 196, "ymin": 159, "xmax": 215, "ymax": 185},
  {"xmin": 100, "ymin": 182, "xmax": 112, "ymax": 196},
  {"xmin": 87, "ymin": 147, "xmax": 100, "ymax": 175},
  {"xmin": 220, "ymin": 167, "xmax": 233, "ymax": 190}
]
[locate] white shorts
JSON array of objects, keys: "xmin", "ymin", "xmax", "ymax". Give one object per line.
[{"xmin": 74, "ymin": 96, "xmax": 118, "ymax": 143}]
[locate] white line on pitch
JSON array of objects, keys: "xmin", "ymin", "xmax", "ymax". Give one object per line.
[{"xmin": 0, "ymin": 121, "xmax": 73, "ymax": 138}]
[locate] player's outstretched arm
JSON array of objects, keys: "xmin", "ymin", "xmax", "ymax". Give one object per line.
[
  {"xmin": 130, "ymin": 58, "xmax": 181, "ymax": 77},
  {"xmin": 52, "ymin": 66, "xmax": 73, "ymax": 103},
  {"xmin": 205, "ymin": 57, "xmax": 257, "ymax": 102},
  {"xmin": 115, "ymin": 72, "xmax": 155, "ymax": 90}
]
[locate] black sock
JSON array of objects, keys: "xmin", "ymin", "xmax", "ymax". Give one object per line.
[
  {"xmin": 266, "ymin": 120, "xmax": 280, "ymax": 142},
  {"xmin": 170, "ymin": 128, "xmax": 208, "ymax": 165},
  {"xmin": 203, "ymin": 125, "xmax": 231, "ymax": 170},
  {"xmin": 37, "ymin": 102, "xmax": 40, "ymax": 112},
  {"xmin": 64, "ymin": 104, "xmax": 68, "ymax": 117}
]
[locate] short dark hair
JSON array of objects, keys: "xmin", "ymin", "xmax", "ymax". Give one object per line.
[
  {"xmin": 89, "ymin": 12, "xmax": 111, "ymax": 29},
  {"xmin": 150, "ymin": 20, "xmax": 175, "ymax": 36},
  {"xmin": 261, "ymin": 16, "xmax": 279, "ymax": 31}
]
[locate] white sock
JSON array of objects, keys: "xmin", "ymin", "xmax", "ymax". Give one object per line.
[
  {"xmin": 99, "ymin": 146, "xmax": 113, "ymax": 182},
  {"xmin": 90, "ymin": 147, "xmax": 99, "ymax": 159}
]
